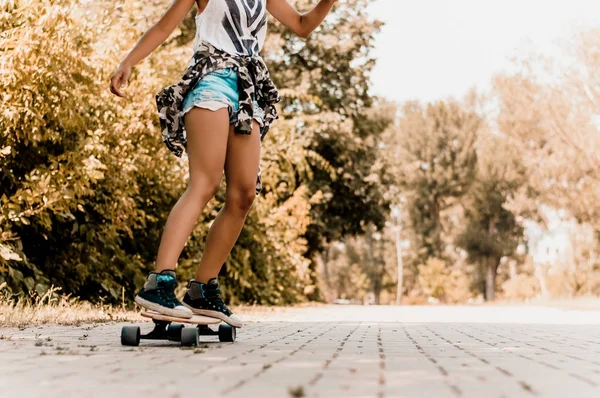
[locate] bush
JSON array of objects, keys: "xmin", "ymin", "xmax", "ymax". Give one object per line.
[
  {"xmin": 501, "ymin": 274, "xmax": 539, "ymax": 301},
  {"xmin": 417, "ymin": 258, "xmax": 472, "ymax": 304},
  {"xmin": 0, "ymin": 0, "xmax": 315, "ymax": 304}
]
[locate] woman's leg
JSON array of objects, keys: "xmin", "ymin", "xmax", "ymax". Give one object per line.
[
  {"xmin": 180, "ymin": 121, "xmax": 259, "ymax": 327},
  {"xmin": 135, "ymin": 107, "xmax": 230, "ymax": 318},
  {"xmin": 194, "ymin": 121, "xmax": 261, "ymax": 283},
  {"xmin": 154, "ymin": 107, "xmax": 231, "ymax": 272}
]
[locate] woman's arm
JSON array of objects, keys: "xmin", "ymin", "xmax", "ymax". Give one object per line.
[
  {"xmin": 267, "ymin": 0, "xmax": 338, "ymax": 39},
  {"xmin": 110, "ymin": 0, "xmax": 197, "ymax": 98}
]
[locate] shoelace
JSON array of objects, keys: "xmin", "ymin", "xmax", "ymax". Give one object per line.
[
  {"xmin": 165, "ymin": 289, "xmax": 179, "ymax": 303},
  {"xmin": 158, "ymin": 279, "xmax": 180, "ymax": 305},
  {"xmin": 204, "ymin": 287, "xmax": 227, "ymax": 309}
]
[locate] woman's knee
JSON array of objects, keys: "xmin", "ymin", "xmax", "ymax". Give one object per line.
[
  {"xmin": 188, "ymin": 175, "xmax": 222, "ymax": 202},
  {"xmin": 225, "ymin": 185, "xmax": 256, "ymax": 215}
]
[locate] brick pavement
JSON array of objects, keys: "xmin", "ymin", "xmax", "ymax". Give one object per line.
[{"xmin": 1, "ymin": 305, "xmax": 599, "ymax": 398}]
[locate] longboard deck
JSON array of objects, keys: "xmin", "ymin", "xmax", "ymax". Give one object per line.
[{"xmin": 141, "ymin": 311, "xmax": 221, "ymax": 325}]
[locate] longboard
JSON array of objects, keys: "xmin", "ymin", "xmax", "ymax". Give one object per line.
[
  {"xmin": 140, "ymin": 311, "xmax": 221, "ymax": 325},
  {"xmin": 121, "ymin": 310, "xmax": 236, "ymax": 347}
]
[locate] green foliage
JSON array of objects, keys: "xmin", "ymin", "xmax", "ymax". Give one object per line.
[
  {"xmin": 268, "ymin": 0, "xmax": 381, "ymax": 115},
  {"xmin": 396, "ymin": 100, "xmax": 479, "ymax": 262},
  {"xmin": 268, "ymin": 0, "xmax": 392, "ymax": 252},
  {"xmin": 493, "ymin": 31, "xmax": 600, "ymax": 230},
  {"xmin": 457, "ymin": 137, "xmax": 526, "ymax": 265},
  {"xmin": 0, "ymin": 1, "xmax": 150, "ymax": 299},
  {"xmin": 1, "ymin": 0, "xmax": 387, "ymax": 305},
  {"xmin": 263, "ymin": 0, "xmax": 393, "ymax": 300},
  {"xmin": 316, "ymin": 228, "xmax": 396, "ymax": 304},
  {"xmin": 314, "ymin": 29, "xmax": 600, "ymax": 304}
]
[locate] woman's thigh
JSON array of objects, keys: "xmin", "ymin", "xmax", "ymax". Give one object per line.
[
  {"xmin": 184, "ymin": 107, "xmax": 230, "ymax": 191},
  {"xmin": 224, "ymin": 121, "xmax": 261, "ymax": 196}
]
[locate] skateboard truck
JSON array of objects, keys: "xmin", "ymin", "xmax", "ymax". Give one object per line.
[
  {"xmin": 121, "ymin": 311, "xmax": 236, "ymax": 347},
  {"xmin": 141, "ymin": 320, "xmax": 183, "ymax": 341}
]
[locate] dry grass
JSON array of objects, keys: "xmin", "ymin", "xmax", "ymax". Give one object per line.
[
  {"xmin": 0, "ymin": 282, "xmax": 330, "ymax": 328},
  {"xmin": 0, "ymin": 283, "xmax": 140, "ymax": 328}
]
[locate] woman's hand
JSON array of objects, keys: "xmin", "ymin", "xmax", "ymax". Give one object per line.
[
  {"xmin": 110, "ymin": 62, "xmax": 132, "ymax": 98},
  {"xmin": 109, "ymin": 0, "xmax": 196, "ymax": 98}
]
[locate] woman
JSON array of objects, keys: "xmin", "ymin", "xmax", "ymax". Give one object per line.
[{"xmin": 109, "ymin": 0, "xmax": 337, "ymax": 327}]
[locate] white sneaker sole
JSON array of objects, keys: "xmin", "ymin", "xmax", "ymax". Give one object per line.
[
  {"xmin": 183, "ymin": 303, "xmax": 243, "ymax": 328},
  {"xmin": 135, "ymin": 296, "xmax": 193, "ymax": 319}
]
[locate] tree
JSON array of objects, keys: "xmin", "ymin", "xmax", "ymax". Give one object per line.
[
  {"xmin": 394, "ymin": 100, "xmax": 480, "ymax": 264},
  {"xmin": 457, "ymin": 137, "xmax": 527, "ymax": 301},
  {"xmin": 0, "ymin": 0, "xmax": 167, "ymax": 298},
  {"xmin": 493, "ymin": 29, "xmax": 600, "ymax": 230},
  {"xmin": 315, "ymin": 225, "xmax": 397, "ymax": 304},
  {"xmin": 491, "ymin": 30, "xmax": 600, "ymax": 301},
  {"xmin": 266, "ymin": 0, "xmax": 394, "ymax": 300}
]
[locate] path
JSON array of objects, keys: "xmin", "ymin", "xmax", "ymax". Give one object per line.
[{"xmin": 1, "ymin": 305, "xmax": 600, "ymax": 397}]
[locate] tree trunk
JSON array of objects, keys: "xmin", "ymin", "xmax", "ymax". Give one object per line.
[
  {"xmin": 373, "ymin": 284, "xmax": 381, "ymax": 305},
  {"xmin": 322, "ymin": 248, "xmax": 330, "ymax": 287},
  {"xmin": 366, "ymin": 227, "xmax": 379, "ymax": 304},
  {"xmin": 535, "ymin": 261, "xmax": 549, "ymax": 299},
  {"xmin": 485, "ymin": 218, "xmax": 499, "ymax": 302},
  {"xmin": 394, "ymin": 211, "xmax": 404, "ymax": 305},
  {"xmin": 485, "ymin": 257, "xmax": 498, "ymax": 301},
  {"xmin": 373, "ymin": 236, "xmax": 386, "ymax": 305},
  {"xmin": 317, "ymin": 242, "xmax": 333, "ymax": 302}
]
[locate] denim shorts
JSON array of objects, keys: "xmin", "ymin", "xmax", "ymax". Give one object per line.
[{"xmin": 182, "ymin": 67, "xmax": 265, "ymax": 126}]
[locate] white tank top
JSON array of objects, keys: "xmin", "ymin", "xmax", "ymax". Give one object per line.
[{"xmin": 193, "ymin": 0, "xmax": 268, "ymax": 56}]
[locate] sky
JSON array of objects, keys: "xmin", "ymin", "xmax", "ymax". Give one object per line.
[{"xmin": 366, "ymin": 0, "xmax": 600, "ymax": 104}]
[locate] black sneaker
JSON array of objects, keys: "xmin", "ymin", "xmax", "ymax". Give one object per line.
[
  {"xmin": 183, "ymin": 278, "xmax": 243, "ymax": 327},
  {"xmin": 134, "ymin": 270, "xmax": 193, "ymax": 319}
]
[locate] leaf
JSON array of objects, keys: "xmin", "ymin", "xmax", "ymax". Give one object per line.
[{"xmin": 0, "ymin": 244, "xmax": 23, "ymax": 262}]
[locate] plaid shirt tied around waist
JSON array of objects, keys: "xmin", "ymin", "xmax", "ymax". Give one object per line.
[{"xmin": 155, "ymin": 41, "xmax": 280, "ymax": 195}]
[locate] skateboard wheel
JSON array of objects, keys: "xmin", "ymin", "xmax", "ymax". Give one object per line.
[
  {"xmin": 218, "ymin": 324, "xmax": 236, "ymax": 342},
  {"xmin": 167, "ymin": 324, "xmax": 184, "ymax": 341},
  {"xmin": 180, "ymin": 327, "xmax": 199, "ymax": 347},
  {"xmin": 121, "ymin": 326, "xmax": 140, "ymax": 346}
]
